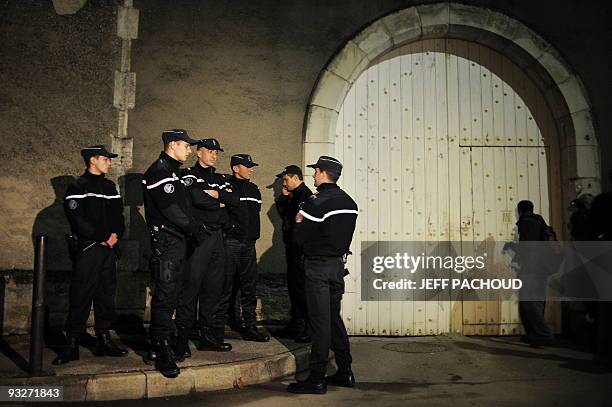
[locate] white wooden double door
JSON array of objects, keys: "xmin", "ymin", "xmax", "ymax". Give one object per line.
[{"xmin": 334, "ymin": 39, "xmax": 552, "ymax": 336}]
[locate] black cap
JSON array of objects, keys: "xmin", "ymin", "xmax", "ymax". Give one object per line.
[
  {"xmin": 306, "ymin": 156, "xmax": 342, "ymax": 175},
  {"xmin": 276, "ymin": 165, "xmax": 302, "ymax": 178},
  {"xmin": 231, "ymin": 154, "xmax": 258, "ymax": 168},
  {"xmin": 197, "ymin": 138, "xmax": 224, "ymax": 151},
  {"xmin": 80, "ymin": 145, "xmax": 118, "ymax": 160},
  {"xmin": 161, "ymin": 129, "xmax": 198, "ymax": 145}
]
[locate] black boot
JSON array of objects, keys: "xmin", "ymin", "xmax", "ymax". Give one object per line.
[
  {"xmin": 242, "ymin": 325, "xmax": 270, "ymax": 342},
  {"xmin": 287, "ymin": 377, "xmax": 327, "ymax": 394},
  {"xmin": 52, "ymin": 334, "xmax": 80, "ymax": 365},
  {"xmin": 95, "ymin": 331, "xmax": 128, "ymax": 357},
  {"xmin": 155, "ymin": 339, "xmax": 180, "ymax": 378},
  {"xmin": 174, "ymin": 326, "xmax": 192, "ymax": 362},
  {"xmin": 325, "ymin": 367, "xmax": 355, "ymax": 388},
  {"xmin": 197, "ymin": 327, "xmax": 232, "ymax": 352}
]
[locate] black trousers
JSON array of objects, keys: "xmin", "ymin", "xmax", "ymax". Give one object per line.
[
  {"xmin": 518, "ymin": 277, "xmax": 553, "ymax": 341},
  {"xmin": 150, "ymin": 230, "xmax": 187, "ymax": 340},
  {"xmin": 66, "ymin": 245, "xmax": 117, "ymax": 335},
  {"xmin": 304, "ymin": 256, "xmax": 352, "ymax": 380},
  {"xmin": 285, "ymin": 243, "xmax": 307, "ymax": 321},
  {"xmin": 176, "ymin": 230, "xmax": 225, "ymax": 331},
  {"xmin": 220, "ymin": 239, "xmax": 258, "ymax": 327}
]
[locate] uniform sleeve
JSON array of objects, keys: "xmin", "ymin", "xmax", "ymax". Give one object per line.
[
  {"xmin": 218, "ymin": 180, "xmax": 240, "ymax": 208},
  {"xmin": 217, "ymin": 184, "xmax": 240, "ymax": 207},
  {"xmin": 292, "ymin": 198, "xmax": 322, "ymax": 247},
  {"xmin": 191, "ymin": 187, "xmax": 222, "ymax": 209},
  {"xmin": 108, "ymin": 181, "xmax": 125, "ymax": 238},
  {"xmin": 64, "ymin": 184, "xmax": 111, "ymax": 242},
  {"xmin": 254, "ymin": 187, "xmax": 262, "ymax": 213}
]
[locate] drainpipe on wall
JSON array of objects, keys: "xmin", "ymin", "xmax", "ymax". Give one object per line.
[{"xmin": 112, "ymin": 0, "xmax": 138, "ymax": 179}]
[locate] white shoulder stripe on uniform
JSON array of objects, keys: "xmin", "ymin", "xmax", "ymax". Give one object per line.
[
  {"xmin": 298, "ymin": 209, "xmax": 358, "ymax": 223},
  {"xmin": 65, "ymin": 193, "xmax": 121, "ymax": 200},
  {"xmin": 143, "ymin": 176, "xmax": 179, "ymax": 190},
  {"xmin": 240, "ymin": 197, "xmax": 262, "ymax": 203}
]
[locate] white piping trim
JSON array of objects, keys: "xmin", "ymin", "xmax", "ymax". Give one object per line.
[
  {"xmin": 298, "ymin": 209, "xmax": 358, "ymax": 222},
  {"xmin": 240, "ymin": 197, "xmax": 262, "ymax": 203},
  {"xmin": 319, "ymin": 157, "xmax": 341, "ymax": 165},
  {"xmin": 143, "ymin": 176, "xmax": 179, "ymax": 190},
  {"xmin": 65, "ymin": 193, "xmax": 121, "ymax": 200}
]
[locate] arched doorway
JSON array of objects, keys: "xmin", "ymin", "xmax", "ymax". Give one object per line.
[{"xmin": 302, "ymin": 4, "xmax": 601, "ymax": 336}]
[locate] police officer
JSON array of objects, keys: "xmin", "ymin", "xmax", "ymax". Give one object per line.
[
  {"xmin": 219, "ymin": 154, "xmax": 270, "ymax": 342},
  {"xmin": 53, "ymin": 145, "xmax": 128, "ymax": 365},
  {"xmin": 287, "ymin": 156, "xmax": 358, "ymax": 395},
  {"xmin": 142, "ymin": 129, "xmax": 208, "ymax": 378},
  {"xmin": 176, "ymin": 138, "xmax": 237, "ymax": 357},
  {"xmin": 274, "ymin": 165, "xmax": 312, "ymax": 341}
]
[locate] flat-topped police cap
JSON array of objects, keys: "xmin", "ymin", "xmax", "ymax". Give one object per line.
[
  {"xmin": 80, "ymin": 145, "xmax": 118, "ymax": 160},
  {"xmin": 197, "ymin": 138, "xmax": 224, "ymax": 151},
  {"xmin": 161, "ymin": 129, "xmax": 198, "ymax": 145},
  {"xmin": 306, "ymin": 155, "xmax": 342, "ymax": 174},
  {"xmin": 231, "ymin": 154, "xmax": 259, "ymax": 168},
  {"xmin": 276, "ymin": 164, "xmax": 302, "ymax": 178}
]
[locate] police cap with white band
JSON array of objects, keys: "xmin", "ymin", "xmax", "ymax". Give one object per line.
[
  {"xmin": 80, "ymin": 145, "xmax": 118, "ymax": 161},
  {"xmin": 231, "ymin": 154, "xmax": 259, "ymax": 168},
  {"xmin": 306, "ymin": 156, "xmax": 343, "ymax": 175},
  {"xmin": 197, "ymin": 138, "xmax": 224, "ymax": 151},
  {"xmin": 161, "ymin": 129, "xmax": 199, "ymax": 145}
]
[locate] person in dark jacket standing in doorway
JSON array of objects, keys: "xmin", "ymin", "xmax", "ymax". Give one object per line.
[
  {"xmin": 176, "ymin": 138, "xmax": 238, "ymax": 357},
  {"xmin": 142, "ymin": 129, "xmax": 208, "ymax": 378},
  {"xmin": 274, "ymin": 165, "xmax": 313, "ymax": 341},
  {"xmin": 219, "ymin": 154, "xmax": 270, "ymax": 342},
  {"xmin": 515, "ymin": 200, "xmax": 556, "ymax": 347},
  {"xmin": 287, "ymin": 156, "xmax": 358, "ymax": 395},
  {"xmin": 53, "ymin": 145, "xmax": 128, "ymax": 365}
]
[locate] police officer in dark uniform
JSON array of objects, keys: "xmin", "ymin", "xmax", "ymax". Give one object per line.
[
  {"xmin": 274, "ymin": 165, "xmax": 312, "ymax": 341},
  {"xmin": 176, "ymin": 138, "xmax": 238, "ymax": 357},
  {"xmin": 287, "ymin": 156, "xmax": 358, "ymax": 395},
  {"xmin": 53, "ymin": 145, "xmax": 128, "ymax": 365},
  {"xmin": 142, "ymin": 129, "xmax": 208, "ymax": 378},
  {"xmin": 219, "ymin": 154, "xmax": 270, "ymax": 342}
]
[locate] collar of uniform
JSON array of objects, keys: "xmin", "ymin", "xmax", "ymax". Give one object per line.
[
  {"xmin": 292, "ymin": 182, "xmax": 308, "ymax": 194},
  {"xmin": 230, "ymin": 175, "xmax": 250, "ymax": 184},
  {"xmin": 83, "ymin": 170, "xmax": 105, "ymax": 181},
  {"xmin": 159, "ymin": 151, "xmax": 183, "ymax": 169},
  {"xmin": 316, "ymin": 182, "xmax": 338, "ymax": 192},
  {"xmin": 194, "ymin": 161, "xmax": 216, "ymax": 175}
]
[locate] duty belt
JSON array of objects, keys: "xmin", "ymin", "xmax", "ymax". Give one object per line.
[
  {"xmin": 305, "ymin": 251, "xmax": 351, "ymax": 264},
  {"xmin": 151, "ymin": 225, "xmax": 184, "ymax": 239}
]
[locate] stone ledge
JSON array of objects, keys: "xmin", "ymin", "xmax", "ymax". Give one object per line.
[{"xmin": 2, "ymin": 345, "xmax": 311, "ymax": 401}]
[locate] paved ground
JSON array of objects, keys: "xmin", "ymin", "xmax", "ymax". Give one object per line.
[{"xmin": 62, "ymin": 335, "xmax": 612, "ymax": 407}]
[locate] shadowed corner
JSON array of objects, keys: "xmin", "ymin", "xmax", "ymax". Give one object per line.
[{"xmin": 114, "ymin": 172, "xmax": 150, "ymax": 357}]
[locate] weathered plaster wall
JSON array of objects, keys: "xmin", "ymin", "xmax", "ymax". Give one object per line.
[{"xmin": 0, "ymin": 0, "xmax": 120, "ymax": 271}]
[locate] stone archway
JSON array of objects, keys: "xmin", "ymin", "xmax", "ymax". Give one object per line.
[{"xmin": 303, "ymin": 2, "xmax": 601, "ymax": 238}]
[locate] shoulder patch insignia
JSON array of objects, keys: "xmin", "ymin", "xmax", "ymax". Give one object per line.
[
  {"xmin": 164, "ymin": 183, "xmax": 175, "ymax": 194},
  {"xmin": 68, "ymin": 199, "xmax": 78, "ymax": 210},
  {"xmin": 184, "ymin": 177, "xmax": 193, "ymax": 186}
]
